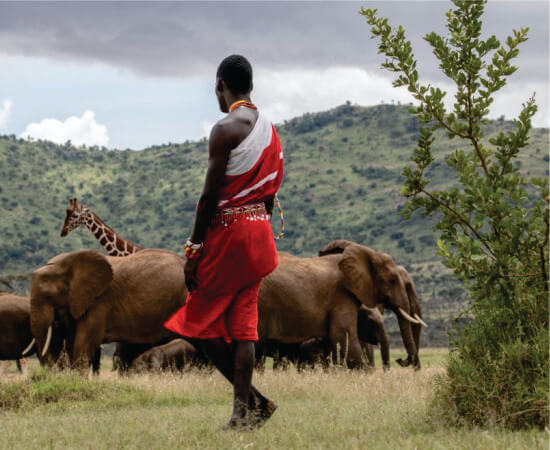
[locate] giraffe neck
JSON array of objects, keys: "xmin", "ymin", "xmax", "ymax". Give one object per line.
[{"xmin": 83, "ymin": 212, "xmax": 142, "ymax": 257}]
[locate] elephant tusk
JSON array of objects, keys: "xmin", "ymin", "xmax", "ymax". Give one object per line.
[
  {"xmin": 414, "ymin": 313, "xmax": 428, "ymax": 328},
  {"xmin": 21, "ymin": 338, "xmax": 35, "ymax": 356},
  {"xmin": 398, "ymin": 308, "xmax": 420, "ymax": 324},
  {"xmin": 41, "ymin": 326, "xmax": 52, "ymax": 358}
]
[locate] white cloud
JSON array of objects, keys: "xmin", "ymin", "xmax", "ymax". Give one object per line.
[
  {"xmin": 20, "ymin": 110, "xmax": 109, "ymax": 147},
  {"xmin": 254, "ymin": 67, "xmax": 549, "ymax": 128},
  {"xmin": 0, "ymin": 99, "xmax": 12, "ymax": 129},
  {"xmin": 255, "ymin": 67, "xmax": 415, "ymax": 124},
  {"xmin": 490, "ymin": 84, "xmax": 549, "ymax": 128}
]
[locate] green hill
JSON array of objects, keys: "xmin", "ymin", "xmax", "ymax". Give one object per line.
[{"xmin": 1, "ymin": 103, "xmax": 548, "ymax": 346}]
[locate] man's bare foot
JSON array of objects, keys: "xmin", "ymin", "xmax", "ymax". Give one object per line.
[
  {"xmin": 249, "ymin": 399, "xmax": 278, "ymax": 428},
  {"xmin": 224, "ymin": 398, "xmax": 253, "ymax": 431}
]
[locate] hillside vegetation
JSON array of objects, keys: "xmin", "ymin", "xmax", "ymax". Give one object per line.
[{"xmin": 1, "ymin": 103, "xmax": 547, "ymax": 346}]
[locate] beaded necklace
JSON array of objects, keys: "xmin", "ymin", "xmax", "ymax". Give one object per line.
[
  {"xmin": 229, "ymin": 99, "xmax": 257, "ymax": 112},
  {"xmin": 227, "ymin": 99, "xmax": 285, "ymax": 240}
]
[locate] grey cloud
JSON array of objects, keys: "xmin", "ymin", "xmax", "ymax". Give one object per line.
[{"xmin": 0, "ymin": 1, "xmax": 547, "ymax": 82}]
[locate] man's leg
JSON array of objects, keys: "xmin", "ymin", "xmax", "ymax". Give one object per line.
[
  {"xmin": 192, "ymin": 338, "xmax": 276, "ymax": 427},
  {"xmin": 231, "ymin": 340, "xmax": 255, "ymax": 424},
  {"xmin": 192, "ymin": 338, "xmax": 267, "ymax": 406}
]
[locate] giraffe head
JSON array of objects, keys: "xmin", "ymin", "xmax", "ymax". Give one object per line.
[{"xmin": 60, "ymin": 198, "xmax": 91, "ymax": 237}]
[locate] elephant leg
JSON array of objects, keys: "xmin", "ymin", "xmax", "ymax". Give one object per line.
[
  {"xmin": 363, "ymin": 343, "xmax": 375, "ymax": 368},
  {"xmin": 272, "ymin": 349, "xmax": 284, "ymax": 371},
  {"xmin": 115, "ymin": 342, "xmax": 150, "ymax": 375},
  {"xmin": 91, "ymin": 347, "xmax": 102, "ymax": 375},
  {"xmin": 329, "ymin": 308, "xmax": 363, "ymax": 369},
  {"xmin": 72, "ymin": 316, "xmax": 105, "ymax": 373},
  {"xmin": 254, "ymin": 343, "xmax": 266, "ymax": 373}
]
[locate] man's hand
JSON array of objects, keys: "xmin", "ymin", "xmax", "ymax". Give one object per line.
[{"xmin": 184, "ymin": 258, "xmax": 200, "ymax": 293}]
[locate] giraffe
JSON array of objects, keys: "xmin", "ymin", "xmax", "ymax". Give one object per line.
[
  {"xmin": 60, "ymin": 199, "xmax": 174, "ymax": 373},
  {"xmin": 60, "ymin": 198, "xmax": 143, "ymax": 257}
]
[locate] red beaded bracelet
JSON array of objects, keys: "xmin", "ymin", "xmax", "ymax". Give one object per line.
[{"xmin": 184, "ymin": 239, "xmax": 203, "ymax": 259}]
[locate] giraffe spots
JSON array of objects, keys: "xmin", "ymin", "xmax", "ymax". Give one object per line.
[
  {"xmin": 99, "ymin": 237, "xmax": 108, "ymax": 246},
  {"xmin": 91, "ymin": 223, "xmax": 98, "ymax": 233}
]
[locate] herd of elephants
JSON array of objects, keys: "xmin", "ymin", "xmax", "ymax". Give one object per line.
[{"xmin": 0, "ymin": 198, "xmax": 428, "ymax": 376}]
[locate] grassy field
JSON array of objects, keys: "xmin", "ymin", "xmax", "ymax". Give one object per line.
[{"xmin": 0, "ymin": 349, "xmax": 546, "ymax": 449}]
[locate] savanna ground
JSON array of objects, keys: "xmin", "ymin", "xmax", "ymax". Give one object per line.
[{"xmin": 0, "ymin": 349, "xmax": 546, "ymax": 449}]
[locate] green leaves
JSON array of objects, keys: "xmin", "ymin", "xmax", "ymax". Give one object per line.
[{"xmin": 363, "ymin": 0, "xmax": 548, "ymax": 428}]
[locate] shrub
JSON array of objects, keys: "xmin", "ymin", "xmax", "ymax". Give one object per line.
[{"xmin": 364, "ymin": 0, "xmax": 549, "ymax": 429}]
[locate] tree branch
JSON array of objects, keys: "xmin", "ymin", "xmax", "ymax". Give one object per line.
[{"xmin": 419, "ymin": 188, "xmax": 497, "ymax": 260}]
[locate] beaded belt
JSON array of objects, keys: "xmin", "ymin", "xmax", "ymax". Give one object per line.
[{"xmin": 211, "ymin": 202, "xmax": 270, "ymax": 228}]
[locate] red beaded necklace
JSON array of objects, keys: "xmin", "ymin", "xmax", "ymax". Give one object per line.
[{"xmin": 229, "ymin": 100, "xmax": 257, "ymax": 112}]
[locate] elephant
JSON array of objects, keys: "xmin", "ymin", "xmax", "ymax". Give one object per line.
[
  {"xmin": 258, "ymin": 252, "xmax": 370, "ymax": 369},
  {"xmin": 129, "ymin": 338, "xmax": 209, "ymax": 373},
  {"xmin": 0, "ymin": 292, "xmax": 95, "ymax": 371},
  {"xmin": 317, "ymin": 240, "xmax": 426, "ymax": 370},
  {"xmin": 257, "ymin": 241, "xmax": 412, "ymax": 369},
  {"xmin": 357, "ymin": 305, "xmax": 390, "ymax": 371},
  {"xmin": 29, "ymin": 249, "xmax": 187, "ymax": 371},
  {"xmin": 113, "ymin": 340, "xmax": 185, "ymax": 374}
]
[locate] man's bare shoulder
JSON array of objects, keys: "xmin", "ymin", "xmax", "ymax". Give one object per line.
[
  {"xmin": 212, "ymin": 114, "xmax": 240, "ymax": 135},
  {"xmin": 210, "ymin": 111, "xmax": 256, "ymax": 147}
]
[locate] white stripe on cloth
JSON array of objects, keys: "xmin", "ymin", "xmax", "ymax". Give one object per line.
[
  {"xmin": 218, "ymin": 170, "xmax": 279, "ymax": 206},
  {"xmin": 225, "ymin": 112, "xmax": 273, "ymax": 176}
]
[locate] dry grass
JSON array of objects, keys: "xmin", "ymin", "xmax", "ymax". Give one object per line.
[{"xmin": 0, "ymin": 349, "xmax": 547, "ymax": 449}]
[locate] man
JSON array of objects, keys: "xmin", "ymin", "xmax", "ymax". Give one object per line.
[{"xmin": 165, "ymin": 55, "xmax": 283, "ymax": 429}]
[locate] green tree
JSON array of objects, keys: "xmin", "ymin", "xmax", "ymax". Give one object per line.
[{"xmin": 362, "ymin": 0, "xmax": 548, "ymax": 429}]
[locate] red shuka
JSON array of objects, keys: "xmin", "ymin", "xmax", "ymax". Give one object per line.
[{"xmin": 164, "ymin": 111, "xmax": 284, "ymax": 341}]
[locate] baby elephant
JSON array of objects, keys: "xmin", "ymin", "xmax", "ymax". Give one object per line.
[
  {"xmin": 358, "ymin": 306, "xmax": 390, "ymax": 371},
  {"xmin": 129, "ymin": 339, "xmax": 207, "ymax": 373}
]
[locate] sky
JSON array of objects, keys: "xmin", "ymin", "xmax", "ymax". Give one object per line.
[{"xmin": 0, "ymin": 1, "xmax": 548, "ymax": 149}]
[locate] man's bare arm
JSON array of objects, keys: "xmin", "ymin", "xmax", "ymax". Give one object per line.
[{"xmin": 189, "ymin": 122, "xmax": 239, "ymax": 244}]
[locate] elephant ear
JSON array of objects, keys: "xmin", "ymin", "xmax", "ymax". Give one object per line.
[
  {"xmin": 67, "ymin": 250, "xmax": 113, "ymax": 320},
  {"xmin": 318, "ymin": 239, "xmax": 355, "ymax": 257},
  {"xmin": 338, "ymin": 244, "xmax": 377, "ymax": 308}
]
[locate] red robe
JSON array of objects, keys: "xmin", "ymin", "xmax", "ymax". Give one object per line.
[{"xmin": 164, "ymin": 111, "xmax": 284, "ymax": 341}]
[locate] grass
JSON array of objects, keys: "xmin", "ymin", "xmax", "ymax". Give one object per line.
[{"xmin": 0, "ymin": 349, "xmax": 546, "ymax": 449}]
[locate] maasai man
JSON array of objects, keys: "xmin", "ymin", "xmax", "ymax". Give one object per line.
[{"xmin": 165, "ymin": 55, "xmax": 283, "ymax": 429}]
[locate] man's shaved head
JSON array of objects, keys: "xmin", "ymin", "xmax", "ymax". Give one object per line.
[{"xmin": 216, "ymin": 55, "xmax": 253, "ymax": 94}]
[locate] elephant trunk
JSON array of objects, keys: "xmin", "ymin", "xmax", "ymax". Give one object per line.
[
  {"xmin": 408, "ymin": 291, "xmax": 425, "ymax": 365},
  {"xmin": 396, "ymin": 312, "xmax": 419, "ymax": 370},
  {"xmin": 30, "ymin": 304, "xmax": 55, "ymax": 364}
]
